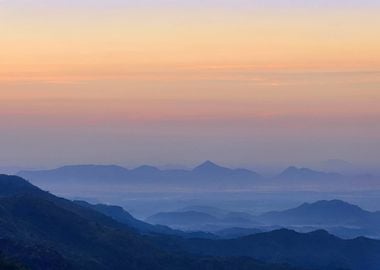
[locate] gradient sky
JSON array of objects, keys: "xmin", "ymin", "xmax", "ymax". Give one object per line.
[{"xmin": 0, "ymin": 0, "xmax": 379, "ymax": 171}]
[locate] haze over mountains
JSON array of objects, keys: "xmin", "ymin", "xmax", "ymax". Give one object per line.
[
  {"xmin": 18, "ymin": 161, "xmax": 378, "ymax": 193},
  {"xmin": 2, "ymin": 174, "xmax": 380, "ymax": 270},
  {"xmin": 16, "ymin": 161, "xmax": 380, "ymax": 222},
  {"xmin": 146, "ymin": 200, "xmax": 380, "ymax": 239},
  {"xmin": 0, "ymin": 175, "xmax": 300, "ymax": 270}
]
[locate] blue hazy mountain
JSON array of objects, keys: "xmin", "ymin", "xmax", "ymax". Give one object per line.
[
  {"xmin": 147, "ymin": 203, "xmax": 259, "ymax": 230},
  {"xmin": 147, "ymin": 205, "xmax": 260, "ymax": 232},
  {"xmin": 193, "ymin": 161, "xmax": 258, "ymax": 178},
  {"xmin": 75, "ymin": 201, "xmax": 216, "ymax": 239},
  {"xmin": 79, "ymin": 201, "xmax": 262, "ymax": 239},
  {"xmin": 177, "ymin": 205, "xmax": 230, "ymax": 218},
  {"xmin": 258, "ymin": 200, "xmax": 380, "ymax": 238},
  {"xmin": 147, "ymin": 200, "xmax": 380, "ymax": 239},
  {"xmin": 147, "ymin": 211, "xmax": 219, "ymax": 227},
  {"xmin": 193, "ymin": 161, "xmax": 231, "ymax": 174},
  {"xmin": 19, "ymin": 163, "xmax": 361, "ymax": 190},
  {"xmin": 18, "ymin": 164, "xmax": 130, "ymax": 184},
  {"xmin": 18, "ymin": 161, "xmax": 262, "ymax": 188},
  {"xmin": 259, "ymin": 199, "xmax": 380, "ymax": 225},
  {"xmin": 275, "ymin": 166, "xmax": 343, "ymax": 181}
]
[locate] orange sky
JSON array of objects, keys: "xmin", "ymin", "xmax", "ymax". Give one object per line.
[
  {"xmin": 1, "ymin": 7, "xmax": 379, "ymax": 80},
  {"xmin": 0, "ymin": 1, "xmax": 379, "ymax": 168}
]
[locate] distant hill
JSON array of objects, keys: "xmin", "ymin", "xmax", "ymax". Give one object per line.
[
  {"xmin": 193, "ymin": 161, "xmax": 232, "ymax": 174},
  {"xmin": 18, "ymin": 165, "xmax": 130, "ymax": 184},
  {"xmin": 147, "ymin": 211, "xmax": 219, "ymax": 226},
  {"xmin": 146, "ymin": 208, "xmax": 259, "ymax": 231},
  {"xmin": 177, "ymin": 205, "xmax": 229, "ymax": 219},
  {"xmin": 193, "ymin": 161, "xmax": 260, "ymax": 178},
  {"xmin": 18, "ymin": 161, "xmax": 262, "ymax": 189},
  {"xmin": 275, "ymin": 166, "xmax": 343, "ymax": 181},
  {"xmin": 258, "ymin": 200, "xmax": 380, "ymax": 238},
  {"xmin": 259, "ymin": 199, "xmax": 380, "ymax": 225},
  {"xmin": 81, "ymin": 201, "xmax": 262, "ymax": 239},
  {"xmin": 75, "ymin": 201, "xmax": 216, "ymax": 239},
  {"xmin": 19, "ymin": 163, "xmax": 376, "ymax": 193},
  {"xmin": 148, "ymin": 199, "xmax": 380, "ymax": 239}
]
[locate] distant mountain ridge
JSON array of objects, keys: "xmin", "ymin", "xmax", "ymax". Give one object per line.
[
  {"xmin": 276, "ymin": 166, "xmax": 343, "ymax": 181},
  {"xmin": 147, "ymin": 211, "xmax": 219, "ymax": 226},
  {"xmin": 258, "ymin": 199, "xmax": 380, "ymax": 236},
  {"xmin": 147, "ymin": 200, "xmax": 380, "ymax": 239},
  {"xmin": 146, "ymin": 206, "xmax": 259, "ymax": 231},
  {"xmin": 18, "ymin": 161, "xmax": 262, "ymax": 189},
  {"xmin": 18, "ymin": 162, "xmax": 364, "ymax": 192},
  {"xmin": 75, "ymin": 201, "xmax": 216, "ymax": 239}
]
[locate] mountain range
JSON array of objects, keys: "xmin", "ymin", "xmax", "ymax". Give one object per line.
[
  {"xmin": 147, "ymin": 200, "xmax": 380, "ymax": 239},
  {"xmin": 151, "ymin": 229, "xmax": 380, "ymax": 270},
  {"xmin": 18, "ymin": 161, "xmax": 262, "ymax": 188},
  {"xmin": 1, "ymin": 174, "xmax": 380, "ymax": 269},
  {"xmin": 74, "ymin": 200, "xmax": 216, "ymax": 239},
  {"xmin": 259, "ymin": 199, "xmax": 380, "ymax": 226},
  {"xmin": 17, "ymin": 161, "xmax": 370, "ymax": 192},
  {"xmin": 276, "ymin": 166, "xmax": 343, "ymax": 181},
  {"xmin": 0, "ymin": 174, "xmax": 299, "ymax": 270}
]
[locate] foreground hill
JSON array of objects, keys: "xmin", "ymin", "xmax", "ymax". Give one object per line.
[
  {"xmin": 3, "ymin": 175, "xmax": 380, "ymax": 269},
  {"xmin": 0, "ymin": 175, "xmax": 299, "ymax": 270}
]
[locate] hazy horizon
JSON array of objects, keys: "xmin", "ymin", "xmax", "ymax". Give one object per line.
[
  {"xmin": 2, "ymin": 2, "xmax": 380, "ymax": 270},
  {"xmin": 1, "ymin": 0, "xmax": 379, "ymax": 172},
  {"xmin": 2, "ymin": 158, "xmax": 380, "ymax": 177}
]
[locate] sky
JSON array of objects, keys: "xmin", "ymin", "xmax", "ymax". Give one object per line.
[{"xmin": 0, "ymin": 0, "xmax": 379, "ymax": 171}]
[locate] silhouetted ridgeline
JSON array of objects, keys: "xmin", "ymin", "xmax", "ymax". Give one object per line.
[
  {"xmin": 0, "ymin": 175, "xmax": 380, "ymax": 269},
  {"xmin": 0, "ymin": 175, "xmax": 300, "ymax": 270},
  {"xmin": 18, "ymin": 161, "xmax": 378, "ymax": 192},
  {"xmin": 147, "ymin": 200, "xmax": 380, "ymax": 239}
]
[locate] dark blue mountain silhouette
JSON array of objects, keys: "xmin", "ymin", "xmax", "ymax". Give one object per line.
[
  {"xmin": 1, "ymin": 175, "xmax": 380, "ymax": 270},
  {"xmin": 0, "ymin": 174, "xmax": 301, "ymax": 270},
  {"xmin": 152, "ymin": 228, "xmax": 380, "ymax": 270}
]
